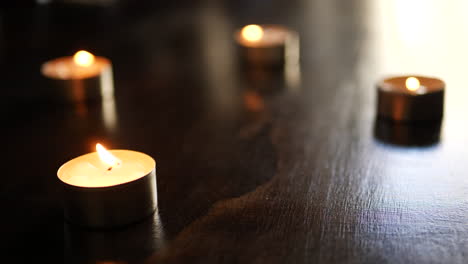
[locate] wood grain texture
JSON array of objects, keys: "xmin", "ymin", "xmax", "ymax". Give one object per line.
[{"xmin": 1, "ymin": 0, "xmax": 468, "ymax": 263}]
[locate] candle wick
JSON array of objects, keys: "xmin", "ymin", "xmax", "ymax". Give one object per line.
[{"xmin": 107, "ymin": 162, "xmax": 120, "ymax": 171}]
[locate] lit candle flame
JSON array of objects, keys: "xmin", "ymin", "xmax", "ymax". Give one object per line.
[
  {"xmin": 405, "ymin": 77, "xmax": 420, "ymax": 92},
  {"xmin": 96, "ymin": 143, "xmax": 121, "ymax": 169},
  {"xmin": 73, "ymin": 50, "xmax": 95, "ymax": 67},
  {"xmin": 241, "ymin": 24, "xmax": 264, "ymax": 42}
]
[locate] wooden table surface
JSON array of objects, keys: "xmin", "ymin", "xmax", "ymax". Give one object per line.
[{"xmin": 2, "ymin": 1, "xmax": 468, "ymax": 263}]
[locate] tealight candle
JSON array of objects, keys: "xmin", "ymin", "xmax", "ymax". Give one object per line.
[
  {"xmin": 235, "ymin": 24, "xmax": 299, "ymax": 68},
  {"xmin": 41, "ymin": 50, "xmax": 114, "ymax": 103},
  {"xmin": 57, "ymin": 144, "xmax": 157, "ymax": 228},
  {"xmin": 377, "ymin": 76, "xmax": 445, "ymax": 122}
]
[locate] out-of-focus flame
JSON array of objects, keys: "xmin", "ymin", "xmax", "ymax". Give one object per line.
[
  {"xmin": 241, "ymin": 25, "xmax": 264, "ymax": 42},
  {"xmin": 405, "ymin": 77, "xmax": 420, "ymax": 91},
  {"xmin": 96, "ymin": 143, "xmax": 120, "ymax": 168},
  {"xmin": 73, "ymin": 50, "xmax": 95, "ymax": 67}
]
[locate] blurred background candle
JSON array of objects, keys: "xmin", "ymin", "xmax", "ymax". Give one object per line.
[
  {"xmin": 41, "ymin": 50, "xmax": 114, "ymax": 104},
  {"xmin": 235, "ymin": 24, "xmax": 299, "ymax": 68},
  {"xmin": 376, "ymin": 75, "xmax": 445, "ymax": 122},
  {"xmin": 57, "ymin": 143, "xmax": 157, "ymax": 228}
]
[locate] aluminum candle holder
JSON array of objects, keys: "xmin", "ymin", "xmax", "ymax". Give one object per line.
[
  {"xmin": 60, "ymin": 170, "xmax": 157, "ymax": 229},
  {"xmin": 57, "ymin": 147, "xmax": 157, "ymax": 229}
]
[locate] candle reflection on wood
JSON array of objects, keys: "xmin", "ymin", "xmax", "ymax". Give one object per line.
[{"xmin": 64, "ymin": 212, "xmax": 165, "ymax": 263}]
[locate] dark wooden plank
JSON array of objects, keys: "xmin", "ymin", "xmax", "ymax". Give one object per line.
[{"xmin": 1, "ymin": 0, "xmax": 468, "ymax": 263}]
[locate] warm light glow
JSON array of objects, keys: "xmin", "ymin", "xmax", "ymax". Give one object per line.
[
  {"xmin": 73, "ymin": 50, "xmax": 95, "ymax": 67},
  {"xmin": 96, "ymin": 143, "xmax": 121, "ymax": 168},
  {"xmin": 405, "ymin": 77, "xmax": 420, "ymax": 91},
  {"xmin": 241, "ymin": 25, "xmax": 264, "ymax": 42}
]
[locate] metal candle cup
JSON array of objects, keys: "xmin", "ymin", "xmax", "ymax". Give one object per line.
[
  {"xmin": 41, "ymin": 51, "xmax": 114, "ymax": 104},
  {"xmin": 377, "ymin": 76, "xmax": 445, "ymax": 122},
  {"xmin": 57, "ymin": 147, "xmax": 157, "ymax": 229},
  {"xmin": 235, "ymin": 24, "xmax": 299, "ymax": 68}
]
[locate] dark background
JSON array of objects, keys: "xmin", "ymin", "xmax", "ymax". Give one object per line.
[{"xmin": 1, "ymin": 0, "xmax": 468, "ymax": 263}]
